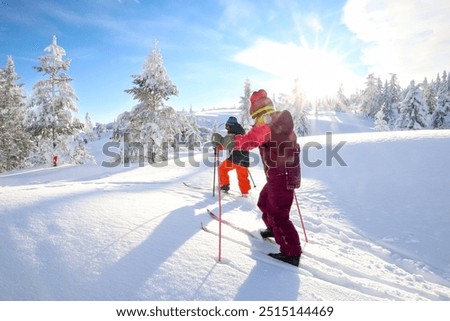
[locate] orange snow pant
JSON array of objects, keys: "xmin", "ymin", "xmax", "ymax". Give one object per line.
[{"xmin": 218, "ymin": 159, "xmax": 251, "ymax": 194}]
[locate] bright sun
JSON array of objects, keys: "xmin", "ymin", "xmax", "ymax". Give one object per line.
[
  {"xmin": 293, "ymin": 47, "xmax": 354, "ymax": 99},
  {"xmin": 234, "ymin": 38, "xmax": 361, "ymax": 101}
]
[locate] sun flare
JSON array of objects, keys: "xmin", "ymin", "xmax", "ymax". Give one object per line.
[{"xmin": 234, "ymin": 38, "xmax": 362, "ymax": 100}]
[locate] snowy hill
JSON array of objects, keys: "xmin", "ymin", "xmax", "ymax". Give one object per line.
[
  {"xmin": 308, "ymin": 111, "xmax": 376, "ymax": 135},
  {"xmin": 194, "ymin": 107, "xmax": 376, "ymax": 136},
  {"xmin": 194, "ymin": 107, "xmax": 242, "ymax": 135},
  {"xmin": 1, "ymin": 111, "xmax": 450, "ymax": 303}
]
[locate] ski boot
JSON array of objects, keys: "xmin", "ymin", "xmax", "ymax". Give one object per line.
[
  {"xmin": 260, "ymin": 228, "xmax": 274, "ymax": 239},
  {"xmin": 268, "ymin": 252, "xmax": 300, "ymax": 267}
]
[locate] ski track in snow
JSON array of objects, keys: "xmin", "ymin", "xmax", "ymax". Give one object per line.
[
  {"xmin": 203, "ymin": 193, "xmax": 450, "ymax": 301},
  {"xmin": 1, "ymin": 111, "xmax": 450, "ymax": 301}
]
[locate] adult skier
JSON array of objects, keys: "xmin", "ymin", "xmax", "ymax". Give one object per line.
[{"xmin": 212, "ymin": 89, "xmax": 302, "ymax": 266}]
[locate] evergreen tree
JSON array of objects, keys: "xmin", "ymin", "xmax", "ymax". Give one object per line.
[
  {"xmin": 117, "ymin": 41, "xmax": 181, "ymax": 164},
  {"xmin": 422, "ymin": 77, "xmax": 437, "ymax": 115},
  {"xmin": 374, "ymin": 109, "xmax": 390, "ymax": 131},
  {"xmin": 178, "ymin": 108, "xmax": 201, "ymax": 150},
  {"xmin": 238, "ymin": 78, "xmax": 252, "ymax": 130},
  {"xmin": 83, "ymin": 112, "xmax": 97, "ymax": 142},
  {"xmin": 95, "ymin": 122, "xmax": 106, "ymax": 138},
  {"xmin": 431, "ymin": 72, "xmax": 450, "ymax": 129},
  {"xmin": 360, "ymin": 73, "xmax": 382, "ymax": 118},
  {"xmin": 27, "ymin": 35, "xmax": 87, "ymax": 165},
  {"xmin": 0, "ymin": 56, "xmax": 31, "ymax": 172},
  {"xmin": 125, "ymin": 41, "xmax": 178, "ymax": 111},
  {"xmin": 291, "ymin": 79, "xmax": 309, "ymax": 136},
  {"xmin": 335, "ymin": 84, "xmax": 349, "ymax": 112},
  {"xmin": 278, "ymin": 79, "xmax": 310, "ymax": 136},
  {"xmin": 348, "ymin": 88, "xmax": 362, "ymax": 113},
  {"xmin": 396, "ymin": 80, "xmax": 428, "ymax": 130},
  {"xmin": 385, "ymin": 74, "xmax": 402, "ymax": 126}
]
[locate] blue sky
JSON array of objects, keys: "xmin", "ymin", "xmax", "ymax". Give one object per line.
[{"xmin": 1, "ymin": 0, "xmax": 449, "ymax": 123}]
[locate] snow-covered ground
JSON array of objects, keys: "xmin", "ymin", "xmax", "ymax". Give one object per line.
[{"xmin": 1, "ymin": 110, "xmax": 450, "ymax": 303}]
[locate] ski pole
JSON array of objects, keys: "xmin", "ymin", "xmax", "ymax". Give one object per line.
[
  {"xmin": 212, "ymin": 146, "xmax": 217, "ymax": 197},
  {"xmin": 294, "ymin": 193, "xmax": 308, "ymax": 243},
  {"xmin": 248, "ymin": 169, "xmax": 256, "ymax": 188},
  {"xmin": 215, "ymin": 146, "xmax": 223, "ymax": 263}
]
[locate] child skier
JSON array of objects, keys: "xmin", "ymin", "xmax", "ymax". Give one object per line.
[{"xmin": 214, "ymin": 116, "xmax": 251, "ymax": 196}]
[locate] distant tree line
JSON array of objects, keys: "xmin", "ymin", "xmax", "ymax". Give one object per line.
[
  {"xmin": 237, "ymin": 71, "xmax": 449, "ymax": 138},
  {"xmin": 312, "ymin": 72, "xmax": 450, "ymax": 131}
]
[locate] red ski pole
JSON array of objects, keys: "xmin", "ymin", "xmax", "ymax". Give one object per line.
[
  {"xmin": 212, "ymin": 147, "xmax": 217, "ymax": 197},
  {"xmin": 215, "ymin": 147, "xmax": 223, "ymax": 262},
  {"xmin": 294, "ymin": 193, "xmax": 308, "ymax": 243}
]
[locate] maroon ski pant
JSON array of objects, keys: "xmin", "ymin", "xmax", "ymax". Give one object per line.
[{"xmin": 258, "ymin": 175, "xmax": 302, "ymax": 257}]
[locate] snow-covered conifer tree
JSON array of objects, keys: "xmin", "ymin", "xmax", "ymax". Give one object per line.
[
  {"xmin": 360, "ymin": 73, "xmax": 382, "ymax": 118},
  {"xmin": 422, "ymin": 77, "xmax": 437, "ymax": 116},
  {"xmin": 125, "ymin": 41, "xmax": 178, "ymax": 111},
  {"xmin": 118, "ymin": 41, "xmax": 181, "ymax": 164},
  {"xmin": 395, "ymin": 80, "xmax": 428, "ymax": 130},
  {"xmin": 431, "ymin": 72, "xmax": 450, "ymax": 129},
  {"xmin": 380, "ymin": 74, "xmax": 402, "ymax": 127},
  {"xmin": 277, "ymin": 79, "xmax": 310, "ymax": 136},
  {"xmin": 335, "ymin": 84, "xmax": 349, "ymax": 112},
  {"xmin": 374, "ymin": 109, "xmax": 390, "ymax": 131},
  {"xmin": 238, "ymin": 78, "xmax": 252, "ymax": 130},
  {"xmin": 179, "ymin": 108, "xmax": 201, "ymax": 150},
  {"xmin": 27, "ymin": 36, "xmax": 88, "ymax": 165},
  {"xmin": 95, "ymin": 122, "xmax": 106, "ymax": 137},
  {"xmin": 83, "ymin": 112, "xmax": 97, "ymax": 142},
  {"xmin": 347, "ymin": 88, "xmax": 362, "ymax": 113},
  {"xmin": 0, "ymin": 56, "xmax": 31, "ymax": 172}
]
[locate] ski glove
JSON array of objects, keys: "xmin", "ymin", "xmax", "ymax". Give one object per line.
[
  {"xmin": 211, "ymin": 133, "xmax": 224, "ymax": 147},
  {"xmin": 223, "ymin": 134, "xmax": 235, "ymax": 150}
]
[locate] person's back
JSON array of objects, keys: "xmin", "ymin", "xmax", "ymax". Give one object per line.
[
  {"xmin": 259, "ymin": 110, "xmax": 300, "ymax": 188},
  {"xmin": 227, "ymin": 121, "xmax": 250, "ymax": 168}
]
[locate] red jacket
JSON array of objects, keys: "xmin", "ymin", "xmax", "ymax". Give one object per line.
[{"xmin": 234, "ymin": 110, "xmax": 301, "ymax": 189}]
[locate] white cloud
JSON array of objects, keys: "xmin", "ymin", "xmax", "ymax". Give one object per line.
[{"xmin": 343, "ymin": 0, "xmax": 450, "ymax": 85}]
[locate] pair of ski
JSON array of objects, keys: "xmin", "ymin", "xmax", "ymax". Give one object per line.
[
  {"xmin": 183, "ymin": 182, "xmax": 243, "ymax": 199},
  {"xmin": 204, "ymin": 209, "xmax": 263, "ymax": 240},
  {"xmin": 185, "ymin": 183, "xmax": 300, "ymax": 268},
  {"xmin": 203, "ymin": 209, "xmax": 301, "ymax": 269}
]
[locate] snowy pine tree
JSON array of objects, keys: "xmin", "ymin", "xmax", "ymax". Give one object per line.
[
  {"xmin": 374, "ymin": 109, "xmax": 390, "ymax": 131},
  {"xmin": 238, "ymin": 78, "xmax": 252, "ymax": 130},
  {"xmin": 380, "ymin": 74, "xmax": 402, "ymax": 128},
  {"xmin": 180, "ymin": 108, "xmax": 201, "ymax": 150},
  {"xmin": 422, "ymin": 77, "xmax": 437, "ymax": 116},
  {"xmin": 117, "ymin": 41, "xmax": 181, "ymax": 164},
  {"xmin": 431, "ymin": 72, "xmax": 450, "ymax": 129},
  {"xmin": 83, "ymin": 112, "xmax": 97, "ymax": 142},
  {"xmin": 0, "ymin": 56, "xmax": 31, "ymax": 172},
  {"xmin": 125, "ymin": 41, "xmax": 178, "ymax": 111},
  {"xmin": 335, "ymin": 84, "xmax": 349, "ymax": 112},
  {"xmin": 95, "ymin": 122, "xmax": 107, "ymax": 137},
  {"xmin": 396, "ymin": 80, "xmax": 428, "ymax": 130},
  {"xmin": 27, "ymin": 35, "xmax": 88, "ymax": 165},
  {"xmin": 277, "ymin": 79, "xmax": 310, "ymax": 136},
  {"xmin": 360, "ymin": 73, "xmax": 382, "ymax": 118}
]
